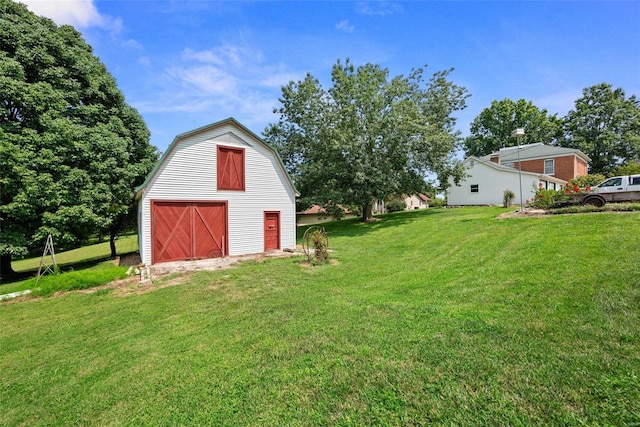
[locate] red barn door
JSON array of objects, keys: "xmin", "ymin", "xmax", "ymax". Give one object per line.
[{"xmin": 152, "ymin": 201, "xmax": 227, "ymax": 263}]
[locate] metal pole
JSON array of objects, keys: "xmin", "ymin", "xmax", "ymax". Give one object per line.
[
  {"xmin": 517, "ymin": 142, "xmax": 524, "ymax": 211},
  {"xmin": 511, "ymin": 128, "xmax": 525, "ymax": 211}
]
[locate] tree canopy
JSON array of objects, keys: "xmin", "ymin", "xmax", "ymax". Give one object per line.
[
  {"xmin": 463, "ymin": 99, "xmax": 562, "ymax": 157},
  {"xmin": 562, "ymin": 83, "xmax": 640, "ymax": 175},
  {"xmin": 264, "ymin": 59, "xmax": 469, "ymax": 220},
  {"xmin": 0, "ymin": 0, "xmax": 157, "ymax": 276}
]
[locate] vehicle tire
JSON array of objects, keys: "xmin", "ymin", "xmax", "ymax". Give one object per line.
[{"xmin": 584, "ymin": 196, "xmax": 605, "ymax": 207}]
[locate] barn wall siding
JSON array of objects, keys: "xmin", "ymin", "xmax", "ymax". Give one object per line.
[{"xmin": 138, "ymin": 121, "xmax": 296, "ymax": 265}]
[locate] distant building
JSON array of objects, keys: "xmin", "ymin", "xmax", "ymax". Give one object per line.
[{"xmin": 447, "ymin": 143, "xmax": 590, "ymax": 206}]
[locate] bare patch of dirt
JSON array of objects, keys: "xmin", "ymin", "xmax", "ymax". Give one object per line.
[
  {"xmin": 298, "ymin": 258, "xmax": 340, "ymax": 268},
  {"xmin": 78, "ymin": 274, "xmax": 191, "ymax": 297},
  {"xmin": 2, "ymin": 250, "xmax": 306, "ymax": 302},
  {"xmin": 497, "ymin": 209, "xmax": 548, "ymax": 219}
]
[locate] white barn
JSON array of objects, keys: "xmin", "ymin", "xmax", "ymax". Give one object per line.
[
  {"xmin": 447, "ymin": 156, "xmax": 566, "ymax": 206},
  {"xmin": 135, "ymin": 118, "xmax": 297, "ymax": 265}
]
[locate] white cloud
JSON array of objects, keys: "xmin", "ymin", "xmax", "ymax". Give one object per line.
[
  {"xmin": 182, "ymin": 46, "xmax": 243, "ymax": 67},
  {"xmin": 167, "ymin": 65, "xmax": 239, "ymax": 97},
  {"xmin": 21, "ymin": 0, "xmax": 122, "ymax": 32},
  {"xmin": 336, "ymin": 20, "xmax": 355, "ymax": 33},
  {"xmin": 259, "ymin": 72, "xmax": 301, "ymax": 88},
  {"xmin": 356, "ymin": 1, "xmax": 403, "ymax": 16},
  {"xmin": 135, "ymin": 44, "xmax": 303, "ymax": 131},
  {"xmin": 122, "ymin": 39, "xmax": 144, "ymax": 51},
  {"xmin": 137, "ymin": 56, "xmax": 152, "ymax": 67},
  {"xmin": 133, "ymin": 99, "xmax": 214, "ymax": 114}
]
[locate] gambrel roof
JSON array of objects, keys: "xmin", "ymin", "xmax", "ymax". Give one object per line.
[{"xmin": 135, "ymin": 117, "xmax": 298, "ymax": 199}]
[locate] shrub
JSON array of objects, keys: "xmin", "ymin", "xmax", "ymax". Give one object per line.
[
  {"xmin": 503, "ymin": 189, "xmax": 515, "ymax": 207},
  {"xmin": 430, "ymin": 197, "xmax": 446, "ymax": 208},
  {"xmin": 309, "ymin": 229, "xmax": 329, "ymax": 264},
  {"xmin": 569, "ymin": 174, "xmax": 606, "ymax": 188},
  {"xmin": 386, "ymin": 199, "xmax": 406, "ymax": 212},
  {"xmin": 529, "ymin": 182, "xmax": 594, "ymax": 209},
  {"xmin": 530, "ymin": 187, "xmax": 560, "ymax": 209},
  {"xmin": 325, "ymin": 204, "xmax": 345, "ymax": 220}
]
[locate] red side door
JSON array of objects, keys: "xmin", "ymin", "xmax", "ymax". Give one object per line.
[{"xmin": 264, "ymin": 211, "xmax": 280, "ymax": 251}]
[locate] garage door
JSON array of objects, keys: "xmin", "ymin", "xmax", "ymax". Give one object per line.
[{"xmin": 152, "ymin": 201, "xmax": 227, "ymax": 264}]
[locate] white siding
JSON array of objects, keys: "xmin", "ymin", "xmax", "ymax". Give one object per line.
[
  {"xmin": 447, "ymin": 159, "xmax": 541, "ymax": 206},
  {"xmin": 403, "ymin": 195, "xmax": 427, "ymax": 210},
  {"xmin": 138, "ymin": 122, "xmax": 296, "ymax": 265}
]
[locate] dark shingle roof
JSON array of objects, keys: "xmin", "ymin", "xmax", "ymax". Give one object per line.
[{"xmin": 481, "ymin": 143, "xmax": 591, "ymax": 163}]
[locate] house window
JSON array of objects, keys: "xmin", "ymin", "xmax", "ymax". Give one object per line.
[
  {"xmin": 544, "ymin": 159, "xmax": 554, "ymax": 175},
  {"xmin": 217, "ymin": 146, "xmax": 245, "ymax": 191},
  {"xmin": 503, "ymin": 162, "xmax": 514, "ymax": 168},
  {"xmin": 470, "ymin": 184, "xmax": 479, "ymax": 193},
  {"xmin": 469, "ymin": 160, "xmax": 475, "ymax": 167}
]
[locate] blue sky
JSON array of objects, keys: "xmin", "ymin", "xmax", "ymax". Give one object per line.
[{"xmin": 22, "ymin": 0, "xmax": 640, "ymax": 154}]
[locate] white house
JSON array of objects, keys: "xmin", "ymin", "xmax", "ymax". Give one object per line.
[
  {"xmin": 135, "ymin": 118, "xmax": 298, "ymax": 265},
  {"xmin": 447, "ymin": 156, "xmax": 566, "ymax": 206},
  {"xmin": 403, "ymin": 194, "xmax": 430, "ymax": 210},
  {"xmin": 372, "ymin": 194, "xmax": 431, "ymax": 214}
]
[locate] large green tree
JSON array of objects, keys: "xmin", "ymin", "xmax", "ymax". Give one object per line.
[
  {"xmin": 0, "ymin": 0, "xmax": 157, "ymax": 277},
  {"xmin": 264, "ymin": 59, "xmax": 469, "ymax": 220},
  {"xmin": 463, "ymin": 99, "xmax": 563, "ymax": 157},
  {"xmin": 562, "ymin": 83, "xmax": 640, "ymax": 175}
]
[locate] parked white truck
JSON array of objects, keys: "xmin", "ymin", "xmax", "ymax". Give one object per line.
[{"xmin": 579, "ymin": 174, "xmax": 640, "ymax": 207}]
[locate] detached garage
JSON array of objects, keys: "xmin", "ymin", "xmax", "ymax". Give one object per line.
[{"xmin": 135, "ymin": 118, "xmax": 297, "ymax": 265}]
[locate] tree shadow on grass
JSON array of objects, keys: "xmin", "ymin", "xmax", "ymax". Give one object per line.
[
  {"xmin": 297, "ymin": 208, "xmax": 446, "ymax": 241},
  {"xmin": 0, "ymin": 252, "xmax": 138, "ymax": 287}
]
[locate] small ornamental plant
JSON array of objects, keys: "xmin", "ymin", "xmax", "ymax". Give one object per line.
[
  {"xmin": 503, "ymin": 189, "xmax": 515, "ymax": 207},
  {"xmin": 309, "ymin": 229, "xmax": 329, "ymax": 264}
]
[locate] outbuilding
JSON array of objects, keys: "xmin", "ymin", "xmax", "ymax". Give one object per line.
[{"xmin": 135, "ymin": 118, "xmax": 297, "ymax": 265}]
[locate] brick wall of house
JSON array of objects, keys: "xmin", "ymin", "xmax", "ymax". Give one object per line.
[
  {"xmin": 554, "ymin": 156, "xmax": 578, "ymax": 181},
  {"xmin": 513, "ymin": 159, "xmax": 545, "ymax": 174},
  {"xmin": 513, "ymin": 154, "xmax": 586, "ymax": 181}
]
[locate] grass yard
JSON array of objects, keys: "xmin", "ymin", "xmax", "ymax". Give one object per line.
[
  {"xmin": 0, "ymin": 234, "xmax": 139, "ymax": 297},
  {"xmin": 1, "ymin": 208, "xmax": 639, "ymax": 425},
  {"xmin": 11, "ymin": 234, "xmax": 139, "ymax": 273}
]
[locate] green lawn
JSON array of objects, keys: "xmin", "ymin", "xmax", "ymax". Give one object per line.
[
  {"xmin": 0, "ymin": 234, "xmax": 139, "ymax": 297},
  {"xmin": 11, "ymin": 234, "xmax": 139, "ymax": 272},
  {"xmin": 1, "ymin": 208, "xmax": 639, "ymax": 425}
]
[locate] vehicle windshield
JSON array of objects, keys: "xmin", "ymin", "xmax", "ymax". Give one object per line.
[{"xmin": 598, "ymin": 177, "xmax": 622, "ymax": 187}]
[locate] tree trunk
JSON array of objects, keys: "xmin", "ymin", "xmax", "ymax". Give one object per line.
[
  {"xmin": 109, "ymin": 228, "xmax": 118, "ymax": 259},
  {"xmin": 1, "ymin": 254, "xmax": 15, "ymax": 279},
  {"xmin": 361, "ymin": 203, "xmax": 373, "ymax": 221}
]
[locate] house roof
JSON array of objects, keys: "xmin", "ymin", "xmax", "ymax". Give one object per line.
[
  {"xmin": 467, "ymin": 156, "xmax": 567, "ymax": 184},
  {"xmin": 401, "ymin": 193, "xmax": 431, "ymax": 202},
  {"xmin": 135, "ymin": 117, "xmax": 298, "ymax": 199},
  {"xmin": 482, "ymin": 143, "xmax": 591, "ymax": 164},
  {"xmin": 298, "ymin": 205, "xmax": 326, "ymax": 215}
]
